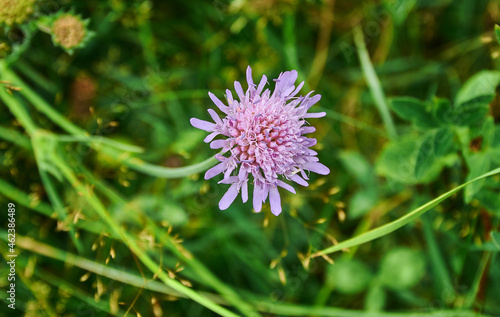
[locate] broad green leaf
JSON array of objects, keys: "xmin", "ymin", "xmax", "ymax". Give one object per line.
[
  {"xmin": 327, "ymin": 259, "xmax": 372, "ymax": 294},
  {"xmin": 349, "ymin": 188, "xmax": 379, "ymax": 219},
  {"xmin": 476, "ymin": 189, "xmax": 500, "ymax": 216},
  {"xmin": 378, "ymin": 248, "xmax": 426, "ymax": 290},
  {"xmin": 463, "ymin": 153, "xmax": 490, "ymax": 203},
  {"xmin": 455, "ymin": 70, "xmax": 500, "ymax": 106},
  {"xmin": 433, "ymin": 127, "xmax": 455, "ymax": 156},
  {"xmin": 339, "ymin": 151, "xmax": 376, "ymax": 187},
  {"xmin": 495, "ymin": 25, "xmax": 500, "ymax": 45},
  {"xmin": 453, "ymin": 98, "xmax": 490, "ymax": 126},
  {"xmin": 377, "ymin": 134, "xmax": 453, "ymax": 184},
  {"xmin": 415, "ymin": 128, "xmax": 456, "ymax": 179},
  {"xmin": 435, "ymin": 96, "xmax": 490, "ymax": 127},
  {"xmin": 376, "ymin": 137, "xmax": 420, "ymax": 184},
  {"xmin": 415, "ymin": 131, "xmax": 437, "ymax": 179},
  {"xmin": 312, "ymin": 167, "xmax": 500, "ymax": 258},
  {"xmin": 389, "ymin": 97, "xmax": 437, "ymax": 129}
]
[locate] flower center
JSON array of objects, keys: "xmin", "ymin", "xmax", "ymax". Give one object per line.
[{"xmin": 228, "ymin": 104, "xmax": 300, "ymax": 180}]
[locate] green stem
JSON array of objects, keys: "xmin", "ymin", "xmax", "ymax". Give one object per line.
[
  {"xmin": 312, "ymin": 167, "xmax": 500, "ymax": 257},
  {"xmin": 463, "ymin": 251, "xmax": 491, "ymax": 309},
  {"xmin": 74, "ymin": 162, "xmax": 260, "ymax": 317},
  {"xmin": 353, "ymin": 26, "xmax": 397, "ymax": 139},
  {"xmin": 50, "ymin": 154, "xmax": 240, "ymax": 317},
  {"xmin": 0, "ymin": 125, "xmax": 32, "ymax": 149},
  {"xmin": 1, "ymin": 64, "xmax": 217, "ymax": 178},
  {"xmin": 0, "ymin": 84, "xmax": 38, "ymax": 135},
  {"xmin": 3, "ymin": 232, "xmax": 491, "ymax": 317},
  {"xmin": 422, "ymin": 214, "xmax": 456, "ymax": 303}
]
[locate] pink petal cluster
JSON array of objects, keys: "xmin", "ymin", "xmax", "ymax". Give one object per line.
[{"xmin": 190, "ymin": 66, "xmax": 329, "ymax": 215}]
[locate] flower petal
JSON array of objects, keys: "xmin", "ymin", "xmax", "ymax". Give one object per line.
[
  {"xmin": 205, "ymin": 162, "xmax": 226, "ymax": 180},
  {"xmin": 209, "ymin": 92, "xmax": 230, "ymax": 114},
  {"xmin": 234, "ymin": 81, "xmax": 245, "ymax": 101},
  {"xmin": 246, "ymin": 66, "xmax": 255, "ymax": 88},
  {"xmin": 207, "ymin": 109, "xmax": 222, "ymax": 124},
  {"xmin": 253, "ymin": 183, "xmax": 263, "ymax": 212},
  {"xmin": 303, "ymin": 162, "xmax": 330, "ymax": 175},
  {"xmin": 304, "ymin": 112, "xmax": 326, "ymax": 118},
  {"xmin": 210, "ymin": 139, "xmax": 227, "ymax": 149},
  {"xmin": 226, "ymin": 89, "xmax": 234, "ymax": 103},
  {"xmin": 242, "ymin": 181, "xmax": 248, "ymax": 203},
  {"xmin": 219, "ymin": 183, "xmax": 239, "ymax": 210},
  {"xmin": 300, "ymin": 126, "xmax": 316, "ymax": 134},
  {"xmin": 289, "ymin": 174, "xmax": 309, "ymax": 187},
  {"xmin": 255, "ymin": 75, "xmax": 267, "ymax": 96},
  {"xmin": 269, "ymin": 187, "xmax": 282, "ymax": 216},
  {"xmin": 204, "ymin": 132, "xmax": 219, "ymax": 143},
  {"xmin": 190, "ymin": 118, "xmax": 215, "ymax": 131},
  {"xmin": 289, "ymin": 81, "xmax": 304, "ymax": 98},
  {"xmin": 304, "ymin": 94, "xmax": 321, "ymax": 109},
  {"xmin": 277, "ymin": 180, "xmax": 296, "ymax": 194}
]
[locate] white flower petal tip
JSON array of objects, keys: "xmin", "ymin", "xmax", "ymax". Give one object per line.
[{"xmin": 190, "ymin": 118, "xmax": 215, "ymax": 132}]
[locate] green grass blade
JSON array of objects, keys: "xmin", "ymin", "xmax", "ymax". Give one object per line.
[
  {"xmin": 422, "ymin": 214, "xmax": 456, "ymax": 303},
  {"xmin": 312, "ymin": 167, "xmax": 500, "ymax": 258},
  {"xmin": 0, "ymin": 125, "xmax": 32, "ymax": 150},
  {"xmin": 50, "ymin": 154, "xmax": 240, "ymax": 317},
  {"xmin": 353, "ymin": 26, "xmax": 397, "ymax": 139},
  {"xmin": 123, "ymin": 155, "xmax": 218, "ymax": 178},
  {"xmin": 2, "ymin": 65, "xmax": 217, "ymax": 179}
]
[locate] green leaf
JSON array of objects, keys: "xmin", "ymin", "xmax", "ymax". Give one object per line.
[
  {"xmin": 389, "ymin": 97, "xmax": 437, "ymax": 129},
  {"xmin": 377, "ymin": 134, "xmax": 454, "ymax": 184},
  {"xmin": 433, "ymin": 98, "xmax": 452, "ymax": 125},
  {"xmin": 312, "ymin": 167, "xmax": 500, "ymax": 258},
  {"xmin": 327, "ymin": 259, "xmax": 372, "ymax": 294},
  {"xmin": 349, "ymin": 188, "xmax": 379, "ymax": 219},
  {"xmin": 415, "ymin": 128, "xmax": 456, "ymax": 179},
  {"xmin": 455, "ymin": 70, "xmax": 500, "ymax": 106},
  {"xmin": 435, "ymin": 96, "xmax": 491, "ymax": 127},
  {"xmin": 339, "ymin": 151, "xmax": 376, "ymax": 187},
  {"xmin": 476, "ymin": 188, "xmax": 500, "ymax": 216},
  {"xmin": 415, "ymin": 132, "xmax": 437, "ymax": 179},
  {"xmin": 464, "ymin": 153, "xmax": 491, "ymax": 203},
  {"xmin": 378, "ymin": 248, "xmax": 426, "ymax": 290},
  {"xmin": 434, "ymin": 127, "xmax": 455, "ymax": 156},
  {"xmin": 453, "ymin": 98, "xmax": 491, "ymax": 126},
  {"xmin": 495, "ymin": 25, "xmax": 500, "ymax": 45}
]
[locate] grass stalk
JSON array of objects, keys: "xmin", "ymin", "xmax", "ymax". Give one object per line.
[{"xmin": 353, "ymin": 26, "xmax": 397, "ymax": 139}]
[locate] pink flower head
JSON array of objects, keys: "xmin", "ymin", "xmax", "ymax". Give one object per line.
[{"xmin": 190, "ymin": 66, "xmax": 329, "ymax": 215}]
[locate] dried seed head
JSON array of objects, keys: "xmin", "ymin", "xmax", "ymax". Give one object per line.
[
  {"xmin": 0, "ymin": 0, "xmax": 35, "ymax": 26},
  {"xmin": 52, "ymin": 14, "xmax": 86, "ymax": 49}
]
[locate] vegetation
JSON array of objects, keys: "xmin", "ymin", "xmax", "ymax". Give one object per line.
[{"xmin": 1, "ymin": 0, "xmax": 500, "ymax": 316}]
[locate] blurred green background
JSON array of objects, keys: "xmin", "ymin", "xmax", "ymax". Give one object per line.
[{"xmin": 1, "ymin": 0, "xmax": 500, "ymax": 316}]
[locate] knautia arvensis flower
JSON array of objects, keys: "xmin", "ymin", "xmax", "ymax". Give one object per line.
[{"xmin": 191, "ymin": 66, "xmax": 329, "ymax": 215}]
